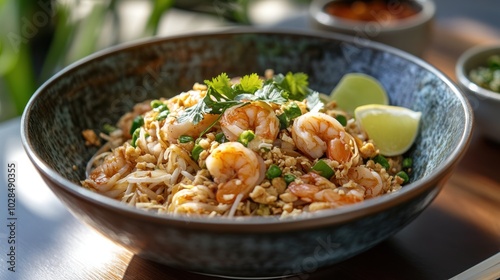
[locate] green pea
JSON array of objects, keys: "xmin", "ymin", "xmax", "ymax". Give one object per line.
[
  {"xmin": 129, "ymin": 115, "xmax": 144, "ymax": 135},
  {"xmin": 215, "ymin": 132, "xmax": 227, "ymax": 143},
  {"xmin": 373, "ymin": 154, "xmax": 390, "ymax": 170},
  {"xmin": 402, "ymin": 157, "xmax": 413, "ymax": 169},
  {"xmin": 131, "ymin": 128, "xmax": 141, "ymax": 148},
  {"xmin": 150, "ymin": 99, "xmax": 163, "ymax": 109},
  {"xmin": 266, "ymin": 164, "xmax": 282, "ymax": 180},
  {"xmin": 277, "ymin": 103, "xmax": 302, "ymax": 130},
  {"xmin": 151, "ymin": 100, "xmax": 169, "ymax": 117},
  {"xmin": 335, "ymin": 115, "xmax": 347, "ymax": 126},
  {"xmin": 284, "ymin": 174, "xmax": 296, "ymax": 185},
  {"xmin": 155, "ymin": 109, "xmax": 170, "ymax": 121},
  {"xmin": 155, "ymin": 104, "xmax": 168, "ymax": 112},
  {"xmin": 277, "ymin": 113, "xmax": 289, "ymax": 130},
  {"xmin": 179, "ymin": 135, "xmax": 194, "ymax": 143},
  {"xmin": 191, "ymin": 144, "xmax": 204, "ymax": 161},
  {"xmin": 311, "ymin": 159, "xmax": 334, "ymax": 179},
  {"xmin": 238, "ymin": 130, "xmax": 255, "ymax": 146},
  {"xmin": 396, "ymin": 171, "xmax": 409, "ymax": 184},
  {"xmin": 284, "ymin": 102, "xmax": 302, "ymax": 120}
]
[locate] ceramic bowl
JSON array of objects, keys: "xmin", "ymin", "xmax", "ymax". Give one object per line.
[
  {"xmin": 21, "ymin": 28, "xmax": 472, "ymax": 278},
  {"xmin": 456, "ymin": 44, "xmax": 500, "ymax": 143},
  {"xmin": 309, "ymin": 0, "xmax": 435, "ymax": 57}
]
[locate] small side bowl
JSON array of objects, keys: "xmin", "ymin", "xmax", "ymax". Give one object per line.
[
  {"xmin": 456, "ymin": 44, "xmax": 500, "ymax": 143},
  {"xmin": 309, "ymin": 0, "xmax": 435, "ymax": 57}
]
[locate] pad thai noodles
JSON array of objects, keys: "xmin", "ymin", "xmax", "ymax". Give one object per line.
[{"xmin": 81, "ymin": 70, "xmax": 412, "ymax": 217}]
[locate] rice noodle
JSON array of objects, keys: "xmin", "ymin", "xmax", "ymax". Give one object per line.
[
  {"xmin": 137, "ymin": 184, "xmax": 159, "ymax": 200},
  {"xmin": 102, "ymin": 188, "xmax": 126, "ymax": 198},
  {"xmin": 120, "ymin": 170, "xmax": 171, "ymax": 184},
  {"xmin": 85, "ymin": 142, "xmax": 113, "ymax": 178},
  {"xmin": 227, "ymin": 194, "xmax": 243, "ymax": 218},
  {"xmin": 181, "ymin": 170, "xmax": 195, "ymax": 181},
  {"xmin": 81, "ymin": 75, "xmax": 407, "ymax": 217}
]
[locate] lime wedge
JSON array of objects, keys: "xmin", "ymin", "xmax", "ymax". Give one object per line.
[
  {"xmin": 354, "ymin": 104, "xmax": 421, "ymax": 156},
  {"xmin": 330, "ymin": 73, "xmax": 389, "ymax": 115}
]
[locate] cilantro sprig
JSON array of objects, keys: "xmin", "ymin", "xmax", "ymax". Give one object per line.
[
  {"xmin": 272, "ymin": 72, "xmax": 310, "ymax": 101},
  {"xmin": 177, "ymin": 71, "xmax": 323, "ymax": 125}
]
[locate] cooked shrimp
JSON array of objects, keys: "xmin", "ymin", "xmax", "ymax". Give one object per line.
[
  {"xmin": 84, "ymin": 146, "xmax": 132, "ymax": 191},
  {"xmin": 220, "ymin": 101, "xmax": 280, "ymax": 144},
  {"xmin": 159, "ymin": 87, "xmax": 218, "ymax": 143},
  {"xmin": 273, "ymin": 165, "xmax": 384, "ymax": 209},
  {"xmin": 288, "ymin": 172, "xmax": 364, "ymax": 205},
  {"xmin": 161, "ymin": 113, "xmax": 219, "ymax": 144},
  {"xmin": 292, "ymin": 112, "xmax": 352, "ymax": 163},
  {"xmin": 168, "ymin": 184, "xmax": 230, "ymax": 215},
  {"xmin": 205, "ymin": 142, "xmax": 266, "ymax": 204},
  {"xmin": 343, "ymin": 166, "xmax": 384, "ymax": 198},
  {"xmin": 287, "ymin": 172, "xmax": 335, "ymax": 202}
]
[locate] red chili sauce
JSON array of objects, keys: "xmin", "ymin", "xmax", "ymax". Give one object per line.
[{"xmin": 324, "ymin": 0, "xmax": 420, "ymax": 23}]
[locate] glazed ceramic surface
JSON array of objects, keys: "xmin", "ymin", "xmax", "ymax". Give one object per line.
[
  {"xmin": 456, "ymin": 44, "xmax": 500, "ymax": 143},
  {"xmin": 22, "ymin": 29, "xmax": 472, "ymax": 277}
]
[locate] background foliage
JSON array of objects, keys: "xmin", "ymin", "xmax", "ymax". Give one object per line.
[{"xmin": 0, "ymin": 0, "xmax": 252, "ymax": 121}]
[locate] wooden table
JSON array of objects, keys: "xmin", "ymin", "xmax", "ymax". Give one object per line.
[{"xmin": 1, "ymin": 13, "xmax": 499, "ymax": 280}]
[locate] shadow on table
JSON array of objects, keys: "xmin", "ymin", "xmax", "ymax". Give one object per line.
[
  {"xmin": 457, "ymin": 130, "xmax": 500, "ymax": 182},
  {"xmin": 122, "ymin": 203, "xmax": 498, "ymax": 280},
  {"xmin": 121, "ymin": 241, "xmax": 428, "ymax": 280}
]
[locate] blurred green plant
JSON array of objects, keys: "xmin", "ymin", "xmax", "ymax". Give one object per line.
[
  {"xmin": 0, "ymin": 0, "xmax": 37, "ymax": 117},
  {"xmin": 0, "ymin": 0, "xmax": 251, "ymax": 121}
]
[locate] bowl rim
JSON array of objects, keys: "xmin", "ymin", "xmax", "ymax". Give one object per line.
[
  {"xmin": 309, "ymin": 0, "xmax": 436, "ymax": 33},
  {"xmin": 21, "ymin": 27, "xmax": 473, "ymax": 232},
  {"xmin": 456, "ymin": 43, "xmax": 500, "ymax": 103}
]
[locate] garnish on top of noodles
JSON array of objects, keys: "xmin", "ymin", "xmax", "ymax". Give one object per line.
[
  {"xmin": 81, "ymin": 71, "xmax": 415, "ymax": 218},
  {"xmin": 177, "ymin": 72, "xmax": 322, "ymax": 127}
]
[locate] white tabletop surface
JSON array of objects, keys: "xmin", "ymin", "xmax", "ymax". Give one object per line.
[{"xmin": 0, "ymin": 117, "xmax": 135, "ymax": 280}]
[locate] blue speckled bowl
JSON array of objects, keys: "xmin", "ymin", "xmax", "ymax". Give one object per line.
[{"xmin": 21, "ymin": 28, "xmax": 472, "ymax": 278}]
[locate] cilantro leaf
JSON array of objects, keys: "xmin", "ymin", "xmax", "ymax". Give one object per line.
[
  {"xmin": 204, "ymin": 73, "xmax": 234, "ymax": 99},
  {"xmin": 233, "ymin": 93, "xmax": 256, "ymax": 101},
  {"xmin": 177, "ymin": 71, "xmax": 314, "ymax": 125},
  {"xmin": 176, "ymin": 94, "xmax": 212, "ymax": 124},
  {"xmin": 209, "ymin": 100, "xmax": 241, "ymax": 114},
  {"xmin": 203, "ymin": 87, "xmax": 240, "ymax": 114},
  {"xmin": 273, "ymin": 72, "xmax": 309, "ymax": 101},
  {"xmin": 305, "ymin": 90, "xmax": 324, "ymax": 113},
  {"xmin": 254, "ymin": 84, "xmax": 287, "ymax": 103},
  {"xmin": 177, "ymin": 86, "xmax": 240, "ymax": 124},
  {"xmin": 239, "ymin": 73, "xmax": 262, "ymax": 93},
  {"xmin": 234, "ymin": 84, "xmax": 287, "ymax": 104}
]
